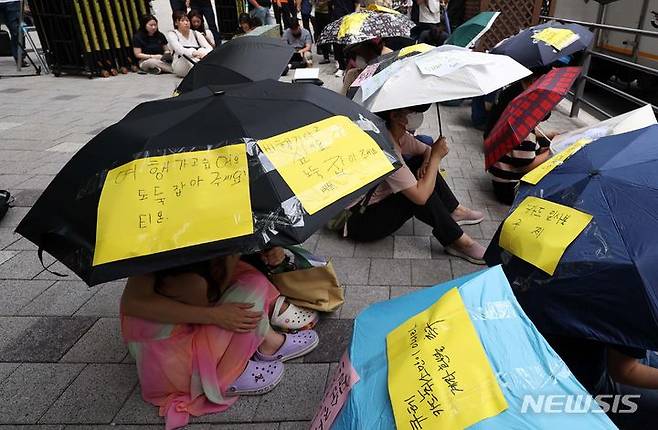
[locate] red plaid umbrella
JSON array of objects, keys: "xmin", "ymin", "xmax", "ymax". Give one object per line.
[{"xmin": 484, "ymin": 66, "xmax": 582, "ymax": 169}]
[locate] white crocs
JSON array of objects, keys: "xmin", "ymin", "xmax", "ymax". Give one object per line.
[{"xmin": 270, "ymin": 296, "xmax": 319, "ymax": 332}]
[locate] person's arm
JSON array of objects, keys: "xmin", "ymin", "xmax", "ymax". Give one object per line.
[
  {"xmin": 607, "ymin": 348, "xmax": 658, "ymax": 389},
  {"xmin": 206, "ymin": 30, "xmax": 216, "ymax": 47},
  {"xmin": 401, "ymin": 137, "xmax": 448, "ymax": 204},
  {"xmin": 196, "ymin": 30, "xmax": 213, "ymax": 53},
  {"xmin": 521, "ymin": 149, "xmax": 550, "ymax": 172},
  {"xmin": 299, "ymin": 41, "xmax": 312, "ymax": 53},
  {"xmin": 121, "ymin": 275, "xmax": 263, "ymax": 332},
  {"xmin": 296, "ymin": 0, "xmax": 302, "ymax": 10}
]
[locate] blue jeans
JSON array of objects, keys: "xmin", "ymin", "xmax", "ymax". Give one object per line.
[
  {"xmin": 249, "ymin": 7, "xmax": 270, "ymax": 26},
  {"xmin": 0, "ymin": 1, "xmax": 20, "ymax": 60}
]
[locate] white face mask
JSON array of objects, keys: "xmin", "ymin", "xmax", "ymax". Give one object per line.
[
  {"xmin": 406, "ymin": 111, "xmax": 424, "ymax": 131},
  {"xmin": 355, "ymin": 55, "xmax": 368, "ymax": 69}
]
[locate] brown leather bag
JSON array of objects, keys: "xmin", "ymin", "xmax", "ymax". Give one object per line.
[{"xmin": 268, "ymin": 246, "xmax": 344, "ymax": 312}]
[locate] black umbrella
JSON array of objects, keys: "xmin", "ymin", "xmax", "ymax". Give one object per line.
[
  {"xmin": 175, "ymin": 36, "xmax": 294, "ymax": 94},
  {"xmin": 490, "ymin": 21, "xmax": 593, "ymax": 68},
  {"xmin": 17, "ymin": 80, "xmax": 400, "ymax": 286}
]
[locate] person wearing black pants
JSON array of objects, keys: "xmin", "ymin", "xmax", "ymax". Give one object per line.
[
  {"xmin": 189, "ymin": 0, "xmax": 220, "ymax": 43},
  {"xmin": 170, "ymin": 0, "xmax": 187, "ymax": 12},
  {"xmin": 345, "ymin": 105, "xmax": 487, "ymax": 264},
  {"xmin": 312, "ymin": 2, "xmax": 331, "ymax": 63},
  {"xmin": 329, "ymin": 0, "xmax": 358, "ymax": 76}
]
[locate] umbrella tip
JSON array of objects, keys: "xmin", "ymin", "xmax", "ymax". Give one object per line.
[{"xmin": 213, "ymin": 90, "xmax": 225, "ymax": 96}]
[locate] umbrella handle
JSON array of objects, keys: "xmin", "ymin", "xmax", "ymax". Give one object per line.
[{"xmin": 436, "ymin": 102, "xmax": 443, "ymax": 137}]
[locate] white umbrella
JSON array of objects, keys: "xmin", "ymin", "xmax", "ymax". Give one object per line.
[
  {"xmin": 550, "ymin": 104, "xmax": 657, "ymax": 154},
  {"xmin": 352, "ymin": 45, "xmax": 531, "ymax": 113}
]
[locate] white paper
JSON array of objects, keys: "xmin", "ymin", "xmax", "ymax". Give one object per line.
[
  {"xmin": 294, "ymin": 68, "xmax": 320, "ymax": 80},
  {"xmin": 550, "ymin": 105, "xmax": 657, "ymax": 155},
  {"xmin": 360, "ymin": 60, "xmax": 405, "ymax": 101},
  {"xmin": 415, "ymin": 51, "xmax": 490, "ymax": 77}
]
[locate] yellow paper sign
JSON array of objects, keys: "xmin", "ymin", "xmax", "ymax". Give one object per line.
[
  {"xmin": 338, "ymin": 13, "xmax": 369, "ymax": 39},
  {"xmin": 366, "ymin": 4, "xmax": 401, "ymax": 14},
  {"xmin": 522, "ymin": 138, "xmax": 592, "ymax": 185},
  {"xmin": 387, "ymin": 288, "xmax": 508, "ymax": 430},
  {"xmin": 398, "ymin": 43, "xmax": 434, "ymax": 58},
  {"xmin": 532, "ymin": 28, "xmax": 579, "ymax": 51},
  {"xmin": 257, "ymin": 116, "xmax": 394, "ymax": 215},
  {"xmin": 499, "ymin": 196, "xmax": 592, "ymax": 275},
  {"xmin": 94, "ymin": 144, "xmax": 253, "ymax": 266}
]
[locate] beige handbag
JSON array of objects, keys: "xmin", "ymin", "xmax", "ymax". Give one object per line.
[{"xmin": 268, "ymin": 246, "xmax": 344, "ymax": 312}]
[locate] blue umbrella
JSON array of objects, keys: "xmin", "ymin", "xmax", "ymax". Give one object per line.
[
  {"xmin": 491, "ymin": 21, "xmax": 593, "ymax": 68},
  {"xmin": 330, "ymin": 266, "xmax": 615, "ymax": 429},
  {"xmin": 485, "ymin": 125, "xmax": 658, "ymax": 351}
]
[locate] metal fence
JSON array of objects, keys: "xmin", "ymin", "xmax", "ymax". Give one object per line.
[{"xmin": 540, "ymin": 15, "xmax": 658, "ymax": 118}]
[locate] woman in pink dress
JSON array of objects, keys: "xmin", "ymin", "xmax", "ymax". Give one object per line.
[{"xmin": 121, "ymin": 253, "xmax": 319, "ymax": 429}]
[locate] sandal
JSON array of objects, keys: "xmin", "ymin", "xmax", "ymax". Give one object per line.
[
  {"xmin": 255, "ymin": 330, "xmax": 319, "ymax": 362},
  {"xmin": 270, "ymin": 296, "xmax": 319, "ymax": 332},
  {"xmin": 226, "ymin": 360, "xmax": 284, "ymax": 396}
]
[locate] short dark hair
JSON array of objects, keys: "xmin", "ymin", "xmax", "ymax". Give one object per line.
[
  {"xmin": 238, "ymin": 12, "xmax": 251, "ymax": 24},
  {"xmin": 290, "ymin": 20, "xmax": 300, "ymax": 30},
  {"xmin": 172, "ymin": 10, "xmax": 188, "ymax": 28}
]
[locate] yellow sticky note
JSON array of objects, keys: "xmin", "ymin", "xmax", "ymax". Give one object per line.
[
  {"xmin": 532, "ymin": 28, "xmax": 579, "ymax": 50},
  {"xmin": 387, "ymin": 288, "xmax": 508, "ymax": 430},
  {"xmin": 257, "ymin": 116, "xmax": 394, "ymax": 215},
  {"xmin": 522, "ymin": 138, "xmax": 592, "ymax": 185},
  {"xmin": 366, "ymin": 3, "xmax": 401, "ymax": 14},
  {"xmin": 94, "ymin": 144, "xmax": 253, "ymax": 266},
  {"xmin": 499, "ymin": 196, "xmax": 592, "ymax": 275},
  {"xmin": 338, "ymin": 13, "xmax": 369, "ymax": 39},
  {"xmin": 398, "ymin": 43, "xmax": 434, "ymax": 58}
]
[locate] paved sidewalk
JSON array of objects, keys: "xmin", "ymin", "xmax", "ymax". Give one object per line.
[{"xmin": 0, "ymin": 55, "xmax": 595, "ymax": 429}]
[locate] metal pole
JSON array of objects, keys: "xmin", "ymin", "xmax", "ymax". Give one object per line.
[
  {"xmin": 436, "ymin": 103, "xmax": 443, "ymax": 137},
  {"xmin": 570, "ymin": 49, "xmax": 592, "ymax": 118},
  {"xmin": 16, "ymin": 0, "xmax": 24, "ymax": 71},
  {"xmin": 631, "ymin": 0, "xmax": 650, "ymax": 63}
]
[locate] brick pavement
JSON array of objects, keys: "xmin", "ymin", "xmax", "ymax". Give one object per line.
[{"xmin": 0, "ymin": 55, "xmax": 596, "ymax": 429}]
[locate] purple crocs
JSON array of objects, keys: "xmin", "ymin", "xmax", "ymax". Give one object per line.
[
  {"xmin": 255, "ymin": 330, "xmax": 319, "ymax": 362},
  {"xmin": 226, "ymin": 360, "xmax": 284, "ymax": 396}
]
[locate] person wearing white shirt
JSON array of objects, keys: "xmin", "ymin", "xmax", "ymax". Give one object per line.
[
  {"xmin": 411, "ymin": 0, "xmax": 441, "ymax": 41},
  {"xmin": 166, "ymin": 10, "xmax": 212, "ymax": 77},
  {"xmin": 0, "ymin": 0, "xmax": 20, "ymax": 62}
]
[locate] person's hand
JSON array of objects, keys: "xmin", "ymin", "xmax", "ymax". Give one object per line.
[
  {"xmin": 431, "ymin": 137, "xmax": 449, "ymax": 160},
  {"xmin": 417, "ymin": 161, "xmax": 430, "ymax": 179},
  {"xmin": 210, "ymin": 303, "xmax": 263, "ymax": 332},
  {"xmin": 261, "ymin": 247, "xmax": 286, "ymax": 267},
  {"xmin": 152, "ymin": 54, "xmax": 162, "ymax": 60}
]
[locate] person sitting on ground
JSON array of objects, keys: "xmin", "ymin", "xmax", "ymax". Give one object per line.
[
  {"xmin": 340, "ymin": 38, "xmax": 393, "ymax": 96},
  {"xmin": 345, "ymin": 104, "xmax": 487, "ymax": 264},
  {"xmin": 121, "ymin": 254, "xmax": 319, "ymax": 428},
  {"xmin": 188, "ymin": 9, "xmax": 216, "ymax": 48},
  {"xmin": 236, "ymin": 13, "xmax": 262, "ymax": 34},
  {"xmin": 282, "ymin": 20, "xmax": 313, "ymax": 68},
  {"xmin": 132, "ymin": 14, "xmax": 173, "ymax": 75},
  {"xmin": 166, "ymin": 10, "xmax": 213, "ymax": 77},
  {"xmin": 486, "ymin": 72, "xmax": 559, "ymax": 205},
  {"xmin": 547, "ymin": 336, "xmax": 658, "ymax": 428}
]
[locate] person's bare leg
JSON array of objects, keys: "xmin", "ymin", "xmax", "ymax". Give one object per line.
[{"xmin": 258, "ymin": 328, "xmax": 285, "ymax": 355}]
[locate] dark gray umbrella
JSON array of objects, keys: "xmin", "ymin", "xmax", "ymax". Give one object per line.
[{"xmin": 176, "ymin": 36, "xmax": 294, "ymax": 94}]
